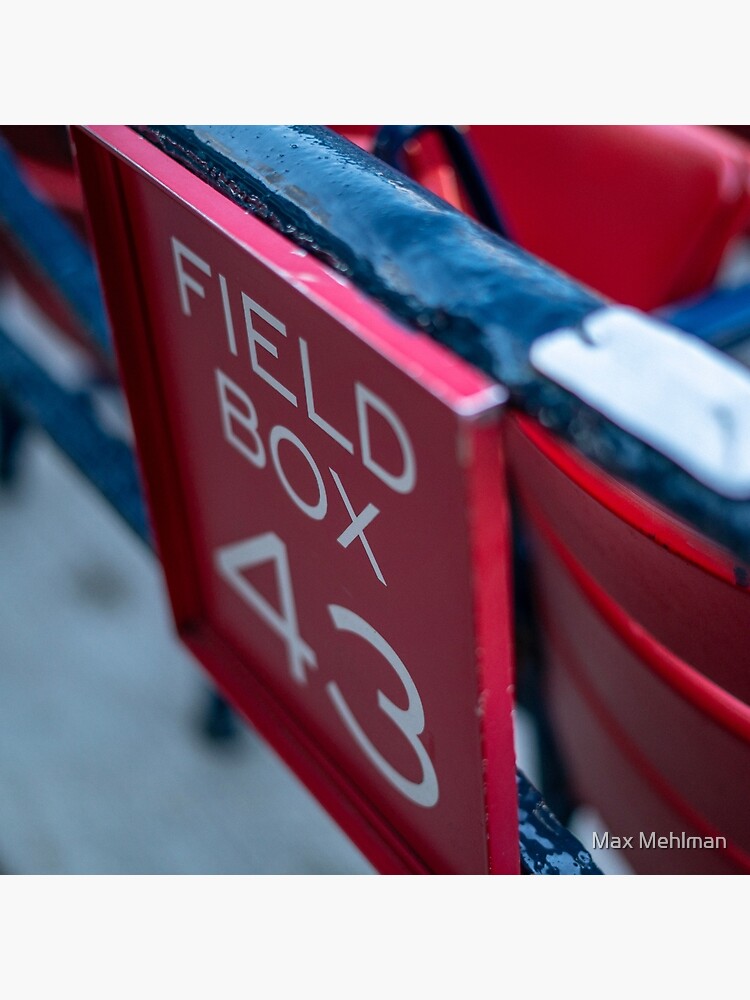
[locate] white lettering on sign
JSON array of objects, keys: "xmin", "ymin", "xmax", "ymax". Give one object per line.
[
  {"xmin": 326, "ymin": 604, "xmax": 439, "ymax": 808},
  {"xmin": 329, "ymin": 468, "xmax": 385, "ymax": 586},
  {"xmin": 172, "ymin": 236, "xmax": 439, "ymax": 808},
  {"xmin": 356, "ymin": 383, "xmax": 416, "ymax": 495},
  {"xmin": 270, "ymin": 425, "xmax": 328, "ymax": 522},
  {"xmin": 530, "ymin": 306, "xmax": 750, "ymax": 499},
  {"xmin": 219, "ymin": 274, "xmax": 237, "ymax": 355},
  {"xmin": 172, "ymin": 237, "xmax": 417, "ymax": 495},
  {"xmin": 214, "ymin": 532, "xmax": 317, "ymax": 685},
  {"xmin": 299, "ymin": 336, "xmax": 354, "ymax": 453},
  {"xmin": 242, "ymin": 293, "xmax": 298, "ymax": 407},
  {"xmin": 215, "ymin": 369, "xmax": 266, "ymax": 469},
  {"xmin": 172, "ymin": 238, "xmax": 211, "ymax": 316},
  {"xmin": 214, "ymin": 531, "xmax": 439, "ymax": 808},
  {"xmin": 214, "ymin": 369, "xmax": 387, "ymax": 583},
  {"xmin": 174, "ymin": 237, "xmax": 418, "ymax": 584}
]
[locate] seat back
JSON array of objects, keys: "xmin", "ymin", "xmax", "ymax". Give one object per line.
[{"xmin": 506, "ymin": 411, "xmax": 750, "ymax": 874}]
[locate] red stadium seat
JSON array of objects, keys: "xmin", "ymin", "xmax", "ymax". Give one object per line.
[
  {"xmin": 505, "ymin": 411, "xmax": 750, "ymax": 875},
  {"xmin": 337, "ymin": 125, "xmax": 750, "ymax": 312}
]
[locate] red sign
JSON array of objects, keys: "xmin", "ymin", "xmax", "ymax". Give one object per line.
[{"xmin": 73, "ymin": 126, "xmax": 519, "ymax": 874}]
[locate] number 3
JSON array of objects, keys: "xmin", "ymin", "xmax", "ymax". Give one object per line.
[
  {"xmin": 215, "ymin": 532, "xmax": 317, "ymax": 684},
  {"xmin": 326, "ymin": 605, "xmax": 439, "ymax": 808}
]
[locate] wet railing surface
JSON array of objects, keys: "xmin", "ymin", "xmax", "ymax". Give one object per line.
[{"xmin": 137, "ymin": 126, "xmax": 750, "ymax": 566}]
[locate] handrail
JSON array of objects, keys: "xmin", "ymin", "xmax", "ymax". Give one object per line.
[{"xmin": 135, "ymin": 126, "xmax": 750, "ymax": 564}]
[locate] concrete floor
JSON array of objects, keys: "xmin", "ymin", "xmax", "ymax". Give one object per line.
[{"xmin": 0, "ymin": 430, "xmax": 376, "ymax": 874}]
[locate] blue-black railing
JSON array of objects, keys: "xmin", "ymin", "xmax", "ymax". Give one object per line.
[{"xmin": 136, "ymin": 125, "xmax": 750, "ymax": 568}]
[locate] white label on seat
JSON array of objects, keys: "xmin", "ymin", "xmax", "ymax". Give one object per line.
[{"xmin": 530, "ymin": 306, "xmax": 750, "ymax": 500}]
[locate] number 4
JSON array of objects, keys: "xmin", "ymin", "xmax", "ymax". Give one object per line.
[{"xmin": 214, "ymin": 532, "xmax": 317, "ymax": 684}]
